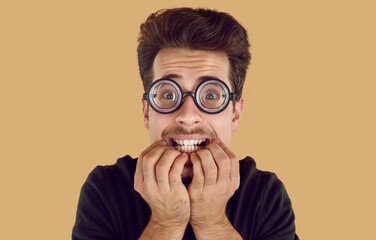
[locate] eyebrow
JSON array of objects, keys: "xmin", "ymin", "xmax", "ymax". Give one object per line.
[{"xmin": 160, "ymin": 74, "xmax": 221, "ymax": 82}]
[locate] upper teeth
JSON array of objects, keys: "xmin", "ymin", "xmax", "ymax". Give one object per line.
[
  {"xmin": 174, "ymin": 139, "xmax": 205, "ymax": 146},
  {"xmin": 173, "ymin": 139, "xmax": 206, "ymax": 152}
]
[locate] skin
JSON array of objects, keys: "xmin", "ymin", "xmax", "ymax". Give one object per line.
[{"xmin": 134, "ymin": 48, "xmax": 244, "ymax": 239}]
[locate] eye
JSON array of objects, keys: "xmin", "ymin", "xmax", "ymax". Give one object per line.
[
  {"xmin": 203, "ymin": 91, "xmax": 218, "ymax": 100},
  {"xmin": 162, "ymin": 91, "xmax": 176, "ymax": 100}
]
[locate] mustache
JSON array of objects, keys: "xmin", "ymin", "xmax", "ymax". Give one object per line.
[{"xmin": 161, "ymin": 126, "xmax": 216, "ymax": 139}]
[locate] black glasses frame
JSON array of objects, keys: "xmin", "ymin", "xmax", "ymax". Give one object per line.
[{"xmin": 142, "ymin": 78, "xmax": 236, "ymax": 114}]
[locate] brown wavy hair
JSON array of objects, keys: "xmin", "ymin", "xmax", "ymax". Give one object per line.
[{"xmin": 137, "ymin": 7, "xmax": 251, "ymax": 100}]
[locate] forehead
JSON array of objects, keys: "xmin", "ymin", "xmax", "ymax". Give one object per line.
[{"xmin": 152, "ymin": 48, "xmax": 231, "ymax": 88}]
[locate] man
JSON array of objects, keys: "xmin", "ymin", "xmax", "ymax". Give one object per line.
[{"xmin": 73, "ymin": 8, "xmax": 298, "ymax": 240}]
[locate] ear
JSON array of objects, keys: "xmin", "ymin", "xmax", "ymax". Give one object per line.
[
  {"xmin": 231, "ymin": 98, "xmax": 244, "ymax": 132},
  {"xmin": 142, "ymin": 98, "xmax": 149, "ymax": 130}
]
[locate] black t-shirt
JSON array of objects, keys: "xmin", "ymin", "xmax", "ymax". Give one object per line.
[{"xmin": 72, "ymin": 155, "xmax": 298, "ymax": 240}]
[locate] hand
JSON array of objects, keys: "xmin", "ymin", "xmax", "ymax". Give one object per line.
[
  {"xmin": 134, "ymin": 140, "xmax": 190, "ymax": 235},
  {"xmin": 188, "ymin": 139, "xmax": 240, "ymax": 234}
]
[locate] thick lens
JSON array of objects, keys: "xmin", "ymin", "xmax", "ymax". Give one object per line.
[
  {"xmin": 154, "ymin": 83, "xmax": 178, "ymax": 109},
  {"xmin": 198, "ymin": 81, "xmax": 228, "ymax": 112},
  {"xmin": 148, "ymin": 80, "xmax": 181, "ymax": 113}
]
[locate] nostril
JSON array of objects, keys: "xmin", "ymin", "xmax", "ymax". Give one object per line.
[
  {"xmin": 177, "ymin": 118, "xmax": 201, "ymax": 125},
  {"xmin": 175, "ymin": 96, "xmax": 203, "ymax": 125}
]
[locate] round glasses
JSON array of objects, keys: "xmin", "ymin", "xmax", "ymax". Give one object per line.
[{"xmin": 143, "ymin": 78, "xmax": 236, "ymax": 114}]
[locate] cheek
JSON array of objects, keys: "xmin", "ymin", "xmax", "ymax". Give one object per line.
[
  {"xmin": 148, "ymin": 111, "xmax": 171, "ymax": 141},
  {"xmin": 208, "ymin": 113, "xmax": 233, "ymax": 145}
]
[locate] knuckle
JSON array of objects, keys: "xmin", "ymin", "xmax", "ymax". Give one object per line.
[
  {"xmin": 169, "ymin": 172, "xmax": 177, "ymax": 181},
  {"xmin": 230, "ymin": 153, "xmax": 238, "ymax": 161},
  {"xmin": 207, "ymin": 168, "xmax": 217, "ymax": 177},
  {"xmin": 156, "ymin": 160, "xmax": 168, "ymax": 170},
  {"xmin": 218, "ymin": 182, "xmax": 235, "ymax": 197},
  {"xmin": 217, "ymin": 156, "xmax": 230, "ymax": 168},
  {"xmin": 233, "ymin": 177, "xmax": 240, "ymax": 189},
  {"xmin": 142, "ymin": 184, "xmax": 155, "ymax": 199},
  {"xmin": 144, "ymin": 146, "xmax": 170, "ymax": 161},
  {"xmin": 134, "ymin": 182, "xmax": 141, "ymax": 193},
  {"xmin": 196, "ymin": 148, "xmax": 204, "ymax": 154},
  {"xmin": 195, "ymin": 175, "xmax": 205, "ymax": 184},
  {"xmin": 142, "ymin": 153, "xmax": 153, "ymax": 163},
  {"xmin": 196, "ymin": 148, "xmax": 209, "ymax": 156},
  {"xmin": 190, "ymin": 190, "xmax": 204, "ymax": 200},
  {"xmin": 207, "ymin": 176, "xmax": 217, "ymax": 184},
  {"xmin": 155, "ymin": 167, "xmax": 164, "ymax": 178},
  {"xmin": 219, "ymin": 186, "xmax": 229, "ymax": 197},
  {"xmin": 169, "ymin": 175, "xmax": 181, "ymax": 187},
  {"xmin": 165, "ymin": 148, "xmax": 179, "ymax": 155}
]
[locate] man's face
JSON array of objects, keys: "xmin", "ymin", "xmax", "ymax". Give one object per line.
[{"xmin": 142, "ymin": 48, "xmax": 243, "ymax": 178}]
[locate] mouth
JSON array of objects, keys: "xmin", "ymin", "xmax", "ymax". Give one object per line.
[{"xmin": 170, "ymin": 138, "xmax": 210, "ymax": 153}]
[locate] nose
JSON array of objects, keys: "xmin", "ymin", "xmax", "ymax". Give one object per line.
[{"xmin": 175, "ymin": 95, "xmax": 202, "ymax": 126}]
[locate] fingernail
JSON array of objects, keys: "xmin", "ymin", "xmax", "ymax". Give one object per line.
[{"xmin": 213, "ymin": 139, "xmax": 220, "ymax": 144}]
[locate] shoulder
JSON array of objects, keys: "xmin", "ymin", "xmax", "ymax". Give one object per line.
[
  {"xmin": 88, "ymin": 155, "xmax": 137, "ymax": 179},
  {"xmin": 232, "ymin": 157, "xmax": 297, "ymax": 239},
  {"xmin": 238, "ymin": 156, "xmax": 291, "ymax": 207},
  {"xmin": 78, "ymin": 154, "xmax": 141, "ymax": 213},
  {"xmin": 73, "ymin": 155, "xmax": 144, "ymax": 239},
  {"xmin": 84, "ymin": 155, "xmax": 137, "ymax": 192},
  {"xmin": 238, "ymin": 156, "xmax": 280, "ymax": 189}
]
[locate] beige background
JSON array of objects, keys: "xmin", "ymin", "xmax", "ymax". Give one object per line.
[{"xmin": 1, "ymin": 0, "xmax": 375, "ymax": 239}]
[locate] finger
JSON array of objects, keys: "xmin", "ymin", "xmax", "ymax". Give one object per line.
[
  {"xmin": 169, "ymin": 153, "xmax": 188, "ymax": 191},
  {"xmin": 215, "ymin": 140, "xmax": 236, "ymax": 160},
  {"xmin": 140, "ymin": 140, "xmax": 168, "ymax": 159},
  {"xmin": 195, "ymin": 148, "xmax": 217, "ymax": 188},
  {"xmin": 155, "ymin": 149, "xmax": 181, "ymax": 192},
  {"xmin": 190, "ymin": 152, "xmax": 205, "ymax": 191},
  {"xmin": 216, "ymin": 140, "xmax": 240, "ymax": 188},
  {"xmin": 135, "ymin": 140, "xmax": 168, "ymax": 191},
  {"xmin": 134, "ymin": 152, "xmax": 144, "ymax": 192},
  {"xmin": 231, "ymin": 157, "xmax": 240, "ymax": 189},
  {"xmin": 205, "ymin": 142, "xmax": 231, "ymax": 184},
  {"xmin": 142, "ymin": 145, "xmax": 173, "ymax": 186}
]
